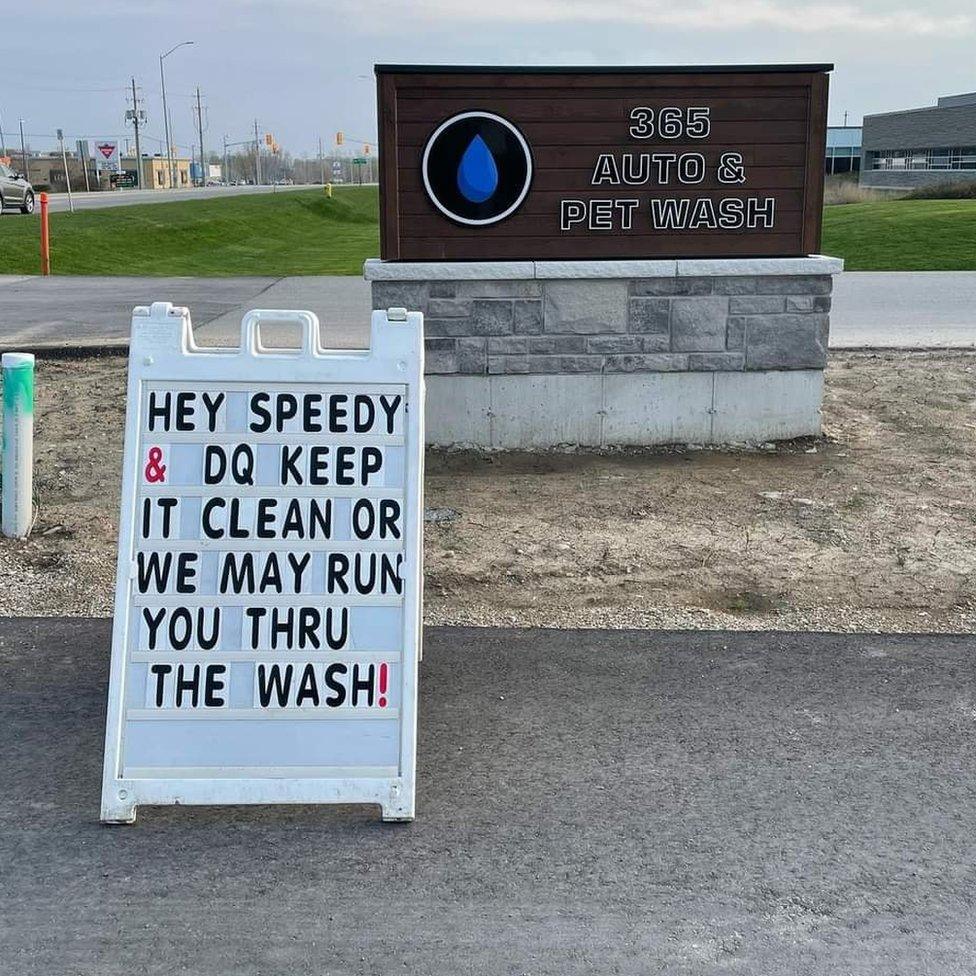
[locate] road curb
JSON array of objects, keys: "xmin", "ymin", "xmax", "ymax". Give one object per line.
[
  {"xmin": 6, "ymin": 343, "xmax": 975, "ymax": 362},
  {"xmin": 0, "ymin": 343, "xmax": 129, "ymax": 360}
]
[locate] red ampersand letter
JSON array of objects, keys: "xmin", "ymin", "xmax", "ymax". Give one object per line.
[{"xmin": 144, "ymin": 446, "xmax": 167, "ymax": 484}]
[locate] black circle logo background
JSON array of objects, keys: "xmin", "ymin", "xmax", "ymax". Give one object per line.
[{"xmin": 422, "ymin": 113, "xmax": 532, "ymax": 225}]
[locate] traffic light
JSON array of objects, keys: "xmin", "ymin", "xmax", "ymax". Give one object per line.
[
  {"xmin": 364, "ymin": 144, "xmax": 370, "ymax": 155},
  {"xmin": 265, "ymin": 133, "xmax": 273, "ymax": 147},
  {"xmin": 335, "ymin": 131, "xmax": 344, "ymax": 146}
]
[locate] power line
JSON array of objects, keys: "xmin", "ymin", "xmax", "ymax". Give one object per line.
[{"xmin": 9, "ymin": 84, "xmax": 129, "ymax": 94}]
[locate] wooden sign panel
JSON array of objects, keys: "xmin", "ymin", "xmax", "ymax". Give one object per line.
[
  {"xmin": 376, "ymin": 64, "xmax": 831, "ymax": 261},
  {"xmin": 101, "ymin": 303, "xmax": 424, "ymax": 823}
]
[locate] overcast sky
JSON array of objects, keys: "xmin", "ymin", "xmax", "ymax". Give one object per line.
[{"xmin": 2, "ymin": 0, "xmax": 973, "ymax": 159}]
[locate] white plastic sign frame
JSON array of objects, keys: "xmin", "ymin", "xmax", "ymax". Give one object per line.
[{"xmin": 100, "ymin": 302, "xmax": 424, "ymax": 823}]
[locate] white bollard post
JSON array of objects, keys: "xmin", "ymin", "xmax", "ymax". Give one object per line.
[{"xmin": 2, "ymin": 353, "xmax": 35, "ymax": 538}]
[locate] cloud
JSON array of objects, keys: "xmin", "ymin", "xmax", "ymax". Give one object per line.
[{"xmin": 353, "ymin": 0, "xmax": 972, "ymax": 36}]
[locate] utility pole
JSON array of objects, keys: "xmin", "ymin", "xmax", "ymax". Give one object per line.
[
  {"xmin": 222, "ymin": 134, "xmax": 229, "ymax": 184},
  {"xmin": 18, "ymin": 119, "xmax": 28, "ymax": 180},
  {"xmin": 195, "ymin": 87, "xmax": 205, "ymax": 186},
  {"xmin": 57, "ymin": 128, "xmax": 74, "ymax": 213},
  {"xmin": 253, "ymin": 119, "xmax": 262, "ymax": 185},
  {"xmin": 128, "ymin": 78, "xmax": 145, "ymax": 189}
]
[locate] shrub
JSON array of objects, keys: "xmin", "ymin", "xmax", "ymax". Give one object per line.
[
  {"xmin": 823, "ymin": 178, "xmax": 898, "ymax": 205},
  {"xmin": 906, "ymin": 180, "xmax": 976, "ymax": 200}
]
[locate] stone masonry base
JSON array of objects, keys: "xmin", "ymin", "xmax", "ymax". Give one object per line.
[{"xmin": 365, "ymin": 257, "xmax": 843, "ymax": 448}]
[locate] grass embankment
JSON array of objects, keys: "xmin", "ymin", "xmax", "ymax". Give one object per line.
[
  {"xmin": 1, "ymin": 185, "xmax": 974, "ymax": 275},
  {"xmin": 0, "ymin": 187, "xmax": 378, "ymax": 276},
  {"xmin": 821, "ymin": 199, "xmax": 976, "ymax": 271}
]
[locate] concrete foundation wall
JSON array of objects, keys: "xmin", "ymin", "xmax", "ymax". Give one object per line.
[
  {"xmin": 365, "ymin": 257, "xmax": 842, "ymax": 448},
  {"xmin": 425, "ymin": 370, "xmax": 824, "ymax": 448}
]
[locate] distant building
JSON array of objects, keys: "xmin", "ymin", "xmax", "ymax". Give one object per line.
[
  {"xmin": 121, "ymin": 154, "xmax": 192, "ymax": 190},
  {"xmin": 860, "ymin": 92, "xmax": 976, "ymax": 188},
  {"xmin": 825, "ymin": 126, "xmax": 862, "ymax": 174},
  {"xmin": 18, "ymin": 153, "xmax": 100, "ymax": 192}
]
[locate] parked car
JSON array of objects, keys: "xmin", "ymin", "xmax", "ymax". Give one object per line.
[{"xmin": 0, "ymin": 162, "xmax": 35, "ymax": 214}]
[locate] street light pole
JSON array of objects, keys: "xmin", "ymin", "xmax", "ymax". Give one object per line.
[
  {"xmin": 57, "ymin": 128, "xmax": 74, "ymax": 213},
  {"xmin": 159, "ymin": 57, "xmax": 172, "ymax": 188},
  {"xmin": 195, "ymin": 87, "xmax": 205, "ymax": 186},
  {"xmin": 253, "ymin": 119, "xmax": 262, "ymax": 186},
  {"xmin": 18, "ymin": 119, "xmax": 27, "ymax": 181},
  {"xmin": 159, "ymin": 40, "xmax": 194, "ymax": 190}
]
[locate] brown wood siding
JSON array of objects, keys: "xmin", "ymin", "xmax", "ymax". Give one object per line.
[{"xmin": 377, "ymin": 67, "xmax": 830, "ymax": 261}]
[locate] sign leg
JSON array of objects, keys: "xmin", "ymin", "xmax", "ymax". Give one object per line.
[
  {"xmin": 382, "ymin": 808, "xmax": 415, "ymax": 823},
  {"xmin": 382, "ymin": 786, "xmax": 415, "ymax": 822},
  {"xmin": 101, "ymin": 798, "xmax": 137, "ymax": 825}
]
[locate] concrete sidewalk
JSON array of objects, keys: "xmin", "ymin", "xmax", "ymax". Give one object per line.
[
  {"xmin": 2, "ymin": 272, "xmax": 976, "ymax": 354},
  {"xmin": 2, "ymin": 620, "xmax": 974, "ymax": 974}
]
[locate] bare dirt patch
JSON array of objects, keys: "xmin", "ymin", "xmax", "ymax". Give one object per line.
[{"xmin": 2, "ymin": 350, "xmax": 974, "ymax": 631}]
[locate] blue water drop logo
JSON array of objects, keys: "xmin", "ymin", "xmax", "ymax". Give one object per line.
[{"xmin": 457, "ymin": 134, "xmax": 499, "ymax": 203}]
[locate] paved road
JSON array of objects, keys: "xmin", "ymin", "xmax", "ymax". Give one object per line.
[
  {"xmin": 2, "ymin": 620, "xmax": 974, "ymax": 974},
  {"xmin": 0, "ymin": 274, "xmax": 370, "ymax": 350},
  {"xmin": 2, "ymin": 272, "xmax": 976, "ymax": 353},
  {"xmin": 831, "ymin": 272, "xmax": 976, "ymax": 347},
  {"xmin": 42, "ymin": 183, "xmax": 328, "ymax": 213}
]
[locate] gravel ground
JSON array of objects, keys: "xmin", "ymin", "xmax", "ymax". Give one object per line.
[
  {"xmin": 1, "ymin": 349, "xmax": 974, "ymax": 632},
  {"xmin": 425, "ymin": 603, "xmax": 976, "ymax": 633}
]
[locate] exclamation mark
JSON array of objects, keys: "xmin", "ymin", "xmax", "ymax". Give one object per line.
[{"xmin": 378, "ymin": 663, "xmax": 388, "ymax": 708}]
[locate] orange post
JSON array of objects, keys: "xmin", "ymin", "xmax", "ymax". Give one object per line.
[{"xmin": 39, "ymin": 193, "xmax": 51, "ymax": 276}]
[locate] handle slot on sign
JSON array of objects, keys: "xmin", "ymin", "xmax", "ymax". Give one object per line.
[{"xmin": 241, "ymin": 309, "xmax": 319, "ymax": 357}]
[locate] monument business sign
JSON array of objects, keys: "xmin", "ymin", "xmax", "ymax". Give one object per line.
[{"xmin": 376, "ymin": 64, "xmax": 830, "ymax": 261}]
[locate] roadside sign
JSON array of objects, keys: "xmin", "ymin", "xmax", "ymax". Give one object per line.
[
  {"xmin": 353, "ymin": 157, "xmax": 367, "ymax": 165},
  {"xmin": 101, "ymin": 303, "xmax": 425, "ymax": 823},
  {"xmin": 94, "ymin": 140, "xmax": 120, "ymax": 172}
]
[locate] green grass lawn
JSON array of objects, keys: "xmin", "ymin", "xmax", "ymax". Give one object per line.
[
  {"xmin": 1, "ymin": 187, "xmax": 973, "ymax": 275},
  {"xmin": 0, "ymin": 187, "xmax": 379, "ymax": 276},
  {"xmin": 821, "ymin": 199, "xmax": 976, "ymax": 271}
]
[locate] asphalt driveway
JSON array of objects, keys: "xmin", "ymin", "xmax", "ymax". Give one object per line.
[{"xmin": 2, "ymin": 620, "xmax": 974, "ymax": 974}]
